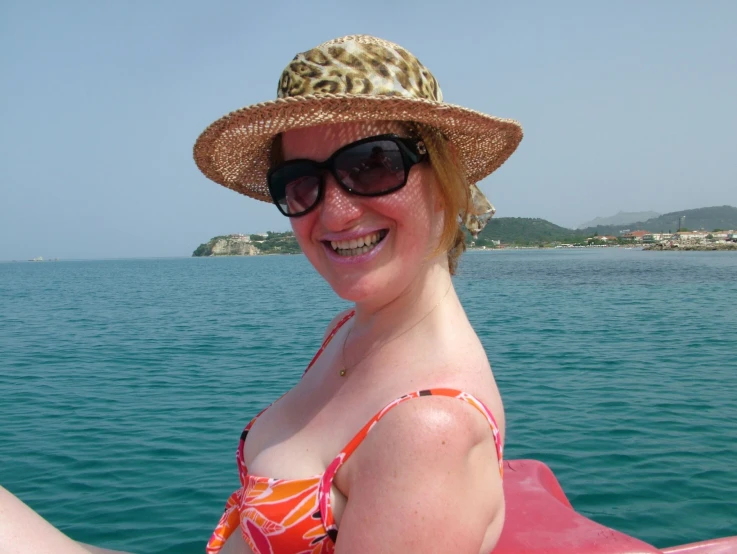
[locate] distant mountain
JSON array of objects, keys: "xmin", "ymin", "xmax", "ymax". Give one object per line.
[
  {"xmin": 579, "ymin": 206, "xmax": 737, "ymax": 236},
  {"xmin": 577, "ymin": 211, "xmax": 660, "ymax": 229},
  {"xmin": 474, "ymin": 206, "xmax": 737, "ymax": 246}
]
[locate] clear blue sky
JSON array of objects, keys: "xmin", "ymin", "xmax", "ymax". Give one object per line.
[{"xmin": 1, "ymin": 0, "xmax": 735, "ymax": 260}]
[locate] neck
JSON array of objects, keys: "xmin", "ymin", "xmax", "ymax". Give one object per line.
[{"xmin": 350, "ymin": 256, "xmax": 454, "ymax": 340}]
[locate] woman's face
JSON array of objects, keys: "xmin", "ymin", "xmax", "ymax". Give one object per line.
[{"xmin": 280, "ymin": 121, "xmax": 444, "ymax": 305}]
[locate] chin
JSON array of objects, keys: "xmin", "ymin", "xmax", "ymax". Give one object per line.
[
  {"xmin": 324, "ymin": 268, "xmax": 402, "ymax": 305},
  {"xmin": 326, "ymin": 274, "xmax": 383, "ymax": 303},
  {"xmin": 298, "ymin": 230, "xmax": 430, "ymax": 305}
]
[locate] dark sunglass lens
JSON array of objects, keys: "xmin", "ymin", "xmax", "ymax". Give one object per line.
[
  {"xmin": 335, "ymin": 140, "xmax": 406, "ymax": 195},
  {"xmin": 285, "ymin": 175, "xmax": 321, "ymax": 214},
  {"xmin": 269, "ymin": 164, "xmax": 321, "ymax": 215}
]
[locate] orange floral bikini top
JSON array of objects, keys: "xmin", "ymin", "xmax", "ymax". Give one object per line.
[{"xmin": 206, "ymin": 312, "xmax": 503, "ymax": 554}]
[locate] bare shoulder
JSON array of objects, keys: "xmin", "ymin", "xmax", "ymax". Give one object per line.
[
  {"xmin": 361, "ymin": 393, "xmax": 497, "ymax": 464},
  {"xmin": 322, "ymin": 308, "xmax": 354, "ymax": 341},
  {"xmin": 336, "ymin": 395, "xmax": 503, "ymax": 552},
  {"xmin": 421, "ymin": 346, "xmax": 506, "ymax": 445}
]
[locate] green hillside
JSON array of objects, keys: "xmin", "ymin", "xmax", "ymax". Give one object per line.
[
  {"xmin": 580, "ymin": 206, "xmax": 737, "ymax": 236},
  {"xmin": 251, "ymin": 231, "xmax": 301, "ymax": 254},
  {"xmin": 475, "ymin": 217, "xmax": 587, "ymax": 246},
  {"xmin": 194, "ymin": 206, "xmax": 736, "ymax": 253}
]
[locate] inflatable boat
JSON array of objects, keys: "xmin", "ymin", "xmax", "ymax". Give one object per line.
[
  {"xmin": 498, "ymin": 460, "xmax": 737, "ymax": 553},
  {"xmin": 78, "ymin": 459, "xmax": 737, "ymax": 553}
]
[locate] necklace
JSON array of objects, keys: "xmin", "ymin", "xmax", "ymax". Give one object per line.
[{"xmin": 339, "ymin": 283, "xmax": 453, "ymax": 377}]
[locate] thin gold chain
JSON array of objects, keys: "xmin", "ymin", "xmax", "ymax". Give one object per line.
[{"xmin": 340, "ymin": 282, "xmax": 453, "ymax": 377}]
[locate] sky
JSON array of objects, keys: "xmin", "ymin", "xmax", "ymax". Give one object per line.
[{"xmin": 1, "ymin": 0, "xmax": 735, "ymax": 260}]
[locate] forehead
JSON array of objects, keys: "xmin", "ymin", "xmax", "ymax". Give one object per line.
[{"xmin": 281, "ymin": 121, "xmax": 411, "ymax": 161}]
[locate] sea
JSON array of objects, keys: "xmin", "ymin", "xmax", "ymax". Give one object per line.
[{"xmin": 1, "ymin": 249, "xmax": 736, "ymax": 553}]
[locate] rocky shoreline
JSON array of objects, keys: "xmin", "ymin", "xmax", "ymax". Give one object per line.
[
  {"xmin": 644, "ymin": 243, "xmax": 737, "ymax": 251},
  {"xmin": 193, "ymin": 232, "xmax": 302, "ymax": 256}
]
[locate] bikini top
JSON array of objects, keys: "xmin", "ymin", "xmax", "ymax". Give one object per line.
[{"xmin": 206, "ymin": 312, "xmax": 503, "ymax": 554}]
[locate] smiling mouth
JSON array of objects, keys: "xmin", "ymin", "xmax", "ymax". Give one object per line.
[{"xmin": 327, "ymin": 230, "xmax": 388, "ymax": 257}]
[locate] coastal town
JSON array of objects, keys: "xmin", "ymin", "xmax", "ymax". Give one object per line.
[
  {"xmin": 588, "ymin": 229, "xmax": 737, "ymax": 244},
  {"xmin": 582, "ymin": 229, "xmax": 737, "ymax": 250}
]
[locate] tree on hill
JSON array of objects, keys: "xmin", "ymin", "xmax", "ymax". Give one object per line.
[{"xmin": 475, "ymin": 217, "xmax": 587, "ymax": 245}]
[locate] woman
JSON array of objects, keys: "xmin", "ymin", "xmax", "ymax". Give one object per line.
[
  {"xmin": 195, "ymin": 35, "xmax": 522, "ymax": 554},
  {"xmin": 0, "ymin": 34, "xmax": 521, "ymax": 554}
]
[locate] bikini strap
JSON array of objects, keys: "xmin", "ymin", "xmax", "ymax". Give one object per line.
[
  {"xmin": 303, "ymin": 310, "xmax": 355, "ymax": 376},
  {"xmin": 318, "ymin": 388, "xmax": 503, "ymax": 541}
]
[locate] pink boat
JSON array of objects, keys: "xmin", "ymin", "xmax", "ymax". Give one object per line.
[{"xmin": 498, "ymin": 460, "xmax": 737, "ymax": 553}]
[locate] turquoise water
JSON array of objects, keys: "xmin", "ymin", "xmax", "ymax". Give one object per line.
[{"xmin": 1, "ymin": 250, "xmax": 736, "ymax": 553}]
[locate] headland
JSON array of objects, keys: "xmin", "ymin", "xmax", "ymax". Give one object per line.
[{"xmin": 192, "ymin": 206, "xmax": 737, "ymax": 256}]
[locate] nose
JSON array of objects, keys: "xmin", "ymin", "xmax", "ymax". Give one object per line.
[{"xmin": 318, "ymin": 173, "xmax": 363, "ymax": 230}]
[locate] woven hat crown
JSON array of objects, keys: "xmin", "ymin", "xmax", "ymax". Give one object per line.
[{"xmin": 276, "ymin": 35, "xmax": 443, "ymax": 103}]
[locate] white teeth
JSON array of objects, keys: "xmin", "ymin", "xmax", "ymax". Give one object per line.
[{"xmin": 330, "ymin": 231, "xmax": 385, "ymax": 255}]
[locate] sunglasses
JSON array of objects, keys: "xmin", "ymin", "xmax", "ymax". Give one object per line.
[{"xmin": 267, "ymin": 134, "xmax": 428, "ymax": 217}]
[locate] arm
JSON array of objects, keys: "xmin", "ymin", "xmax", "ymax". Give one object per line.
[
  {"xmin": 0, "ymin": 486, "xmax": 132, "ymax": 554},
  {"xmin": 335, "ymin": 396, "xmax": 504, "ymax": 554},
  {"xmin": 78, "ymin": 544, "xmax": 132, "ymax": 554}
]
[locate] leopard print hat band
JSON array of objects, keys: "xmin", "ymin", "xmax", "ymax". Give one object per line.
[{"xmin": 193, "ymin": 35, "xmax": 522, "ymax": 232}]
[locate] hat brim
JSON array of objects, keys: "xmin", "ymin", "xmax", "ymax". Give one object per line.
[{"xmin": 193, "ymin": 94, "xmax": 523, "ymax": 203}]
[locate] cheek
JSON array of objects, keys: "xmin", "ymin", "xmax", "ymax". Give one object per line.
[
  {"xmin": 289, "ymin": 217, "xmax": 315, "ymax": 251},
  {"xmin": 374, "ymin": 173, "xmax": 442, "ymax": 248},
  {"xmin": 407, "ymin": 171, "xmax": 446, "ymax": 249},
  {"xmin": 398, "ymin": 170, "xmax": 440, "ymax": 230}
]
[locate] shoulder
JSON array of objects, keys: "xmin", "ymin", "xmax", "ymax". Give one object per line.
[
  {"xmin": 359, "ymin": 393, "xmax": 498, "ymax": 468},
  {"xmin": 336, "ymin": 394, "xmax": 503, "ymax": 552},
  {"xmin": 322, "ymin": 308, "xmax": 354, "ymax": 341}
]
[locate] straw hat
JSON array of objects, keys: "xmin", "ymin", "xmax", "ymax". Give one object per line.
[{"xmin": 193, "ymin": 34, "xmax": 522, "ymax": 231}]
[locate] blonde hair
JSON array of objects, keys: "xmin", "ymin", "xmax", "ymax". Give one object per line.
[
  {"xmin": 270, "ymin": 124, "xmax": 470, "ymax": 274},
  {"xmin": 412, "ymin": 123, "xmax": 470, "ymax": 275}
]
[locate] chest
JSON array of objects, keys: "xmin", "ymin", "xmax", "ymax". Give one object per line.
[
  {"xmin": 242, "ymin": 370, "xmax": 371, "ymax": 481},
  {"xmin": 238, "ymin": 358, "xmax": 364, "ymax": 527},
  {"xmin": 240, "ymin": 314, "xmax": 502, "ymax": 479}
]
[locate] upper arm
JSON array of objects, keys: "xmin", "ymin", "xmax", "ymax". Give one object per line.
[{"xmin": 335, "ymin": 397, "xmax": 504, "ymax": 554}]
